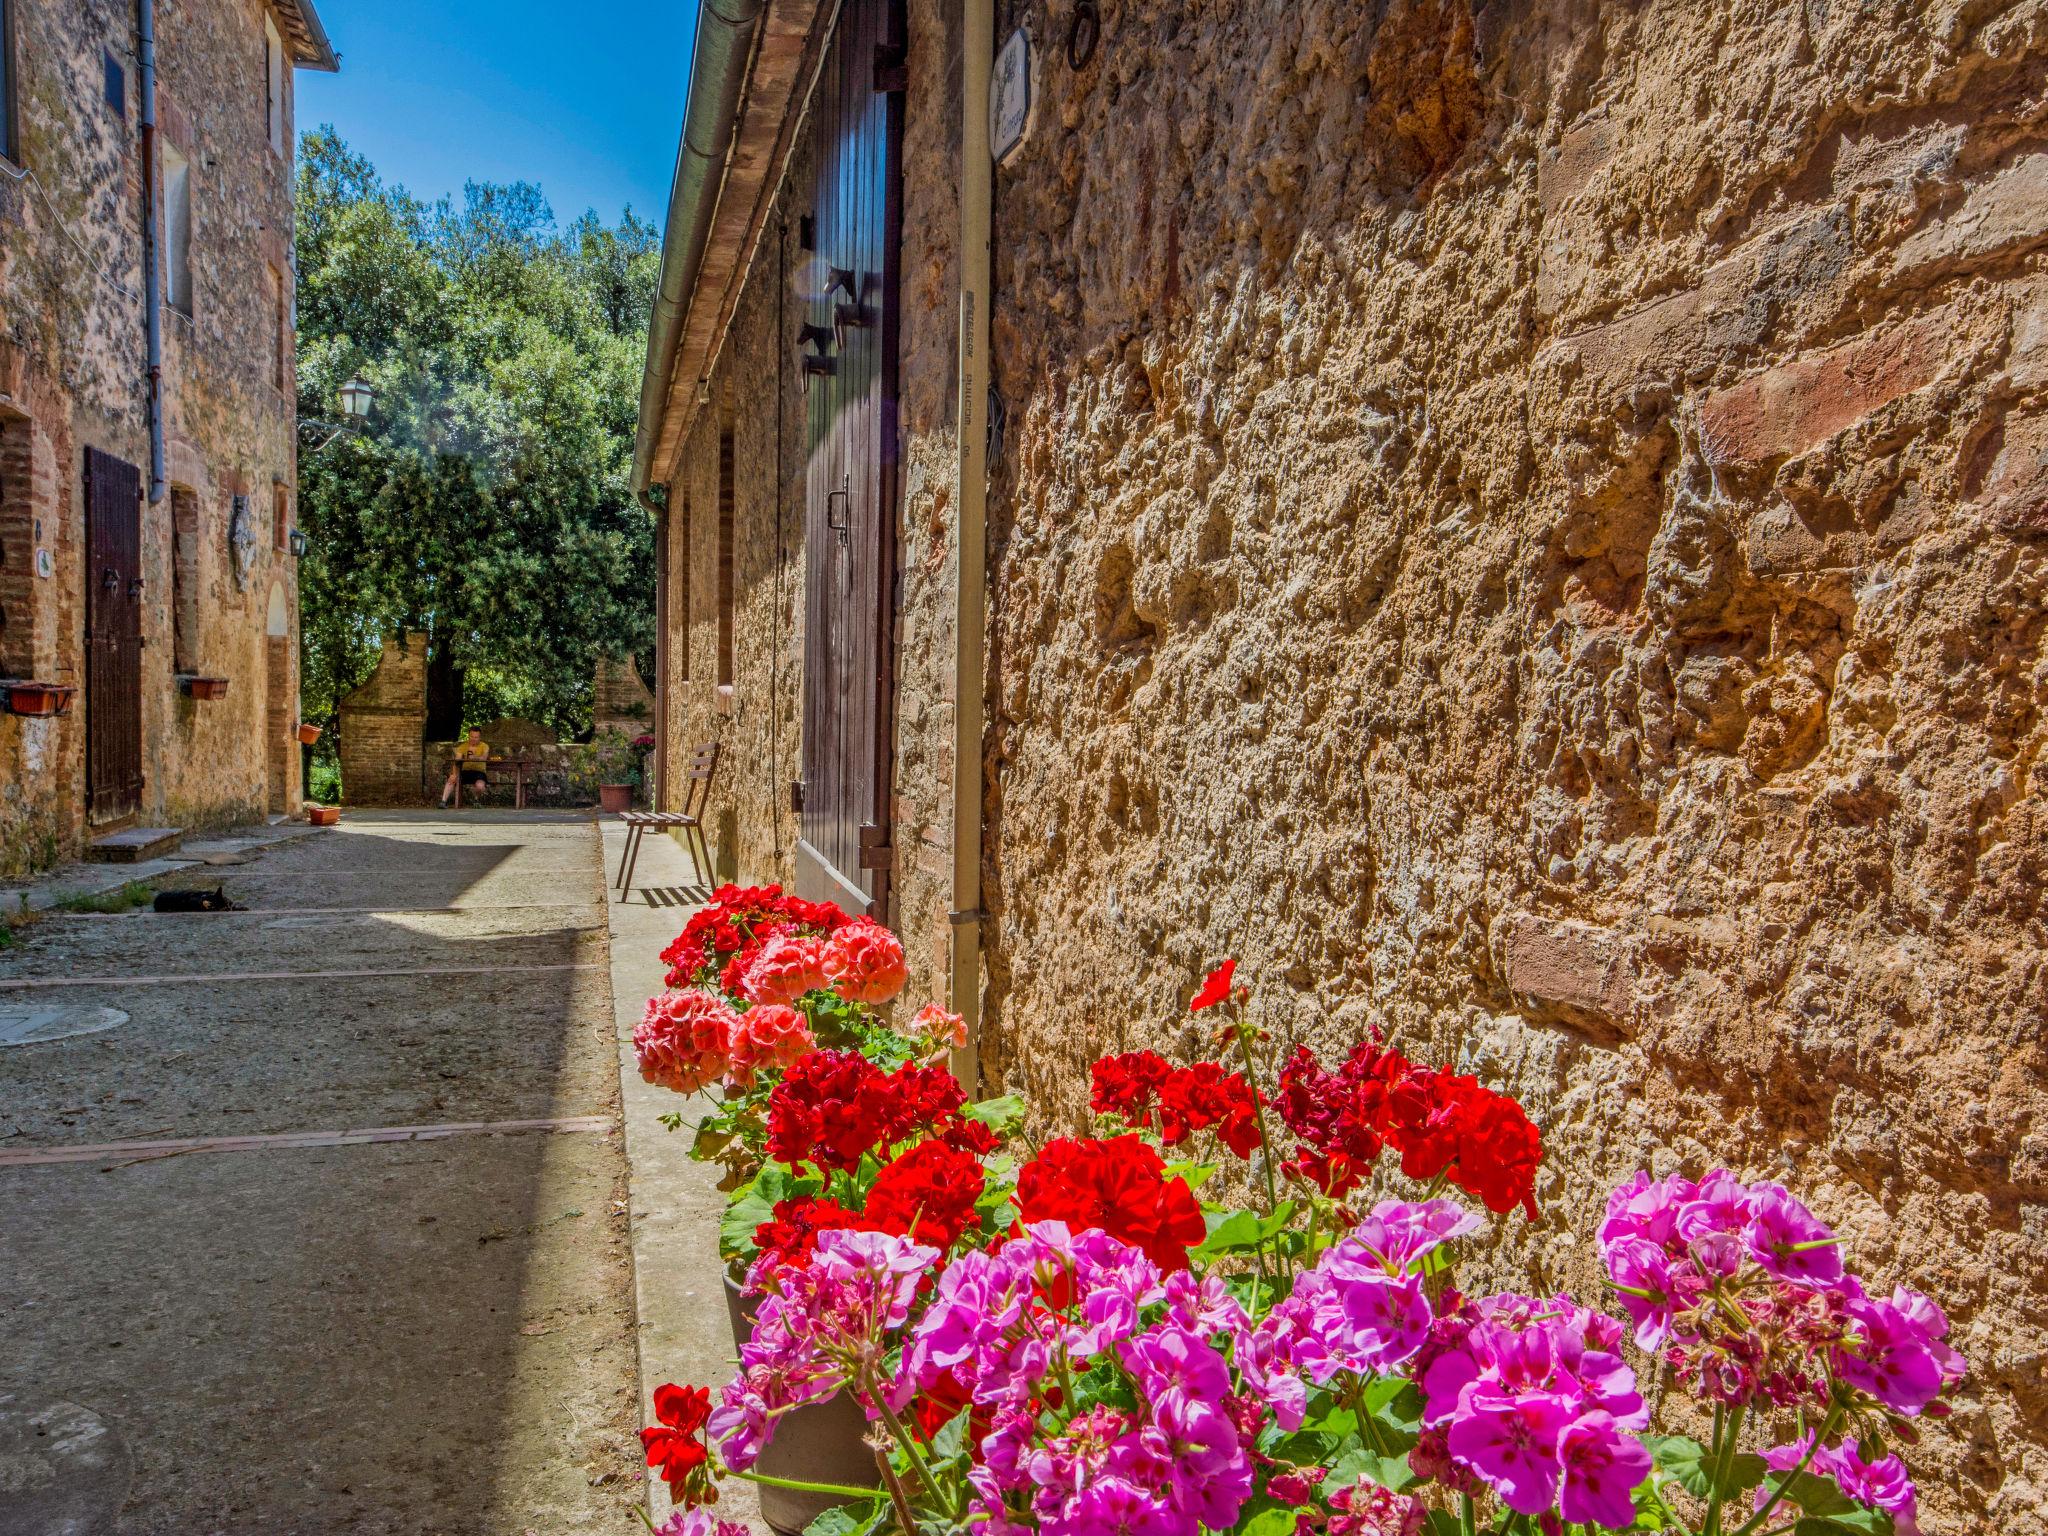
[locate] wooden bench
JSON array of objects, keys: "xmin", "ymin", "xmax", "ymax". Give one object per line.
[{"xmin": 614, "ymin": 740, "xmax": 719, "ymax": 895}]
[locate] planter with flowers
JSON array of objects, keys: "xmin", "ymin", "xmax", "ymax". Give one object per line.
[{"xmin": 630, "ymin": 931, "xmax": 1968, "ymax": 1536}]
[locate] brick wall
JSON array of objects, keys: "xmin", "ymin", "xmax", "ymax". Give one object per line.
[{"xmin": 337, "ymin": 632, "xmax": 427, "ymax": 804}]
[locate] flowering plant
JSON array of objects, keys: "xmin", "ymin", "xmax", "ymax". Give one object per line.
[
  {"xmin": 640, "ymin": 885, "xmax": 970, "ymax": 1186},
  {"xmin": 639, "ymin": 960, "xmax": 1967, "ymax": 1536}
]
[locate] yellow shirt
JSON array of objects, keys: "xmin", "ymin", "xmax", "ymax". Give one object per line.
[{"xmin": 455, "ymin": 739, "xmax": 490, "ymax": 763}]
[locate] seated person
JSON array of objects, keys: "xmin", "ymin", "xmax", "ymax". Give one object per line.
[{"xmin": 442, "ymin": 727, "xmax": 491, "ymax": 807}]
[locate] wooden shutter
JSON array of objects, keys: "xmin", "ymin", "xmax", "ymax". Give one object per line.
[{"xmin": 795, "ymin": 0, "xmax": 905, "ymax": 917}]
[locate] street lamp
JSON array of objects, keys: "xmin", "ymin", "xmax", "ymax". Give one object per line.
[
  {"xmin": 339, "ymin": 376, "xmax": 374, "ymax": 421},
  {"xmin": 302, "ymin": 378, "xmax": 376, "ymax": 453}
]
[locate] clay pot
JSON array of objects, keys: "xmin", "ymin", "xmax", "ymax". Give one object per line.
[
  {"xmin": 723, "ymin": 1268, "xmax": 880, "ymax": 1536},
  {"xmin": 180, "ymin": 676, "xmax": 230, "ymax": 701},
  {"xmin": 307, "ymin": 806, "xmax": 340, "ymax": 826},
  {"xmin": 598, "ymin": 782, "xmax": 633, "ymax": 814},
  {"xmin": 296, "ymin": 723, "xmax": 323, "ymax": 745},
  {"xmin": 3, "ymin": 682, "xmax": 75, "ymax": 717}
]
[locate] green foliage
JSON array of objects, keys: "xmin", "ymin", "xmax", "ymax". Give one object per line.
[
  {"xmin": 1645, "ymin": 1433, "xmax": 1767, "ymax": 1504},
  {"xmin": 293, "ymin": 130, "xmax": 660, "ymax": 740},
  {"xmin": 56, "ymin": 881, "xmax": 154, "ymax": 914}
]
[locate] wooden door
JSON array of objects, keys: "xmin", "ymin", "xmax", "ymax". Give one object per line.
[
  {"xmin": 797, "ymin": 0, "xmax": 904, "ymax": 917},
  {"xmin": 85, "ymin": 446, "xmax": 144, "ymax": 822}
]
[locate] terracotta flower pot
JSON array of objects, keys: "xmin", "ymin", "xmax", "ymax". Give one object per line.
[
  {"xmin": 307, "ymin": 806, "xmax": 340, "ymax": 826},
  {"xmin": 724, "ymin": 1268, "xmax": 880, "ymax": 1536},
  {"xmin": 3, "ymin": 682, "xmax": 75, "ymax": 717},
  {"xmin": 180, "ymin": 676, "xmax": 230, "ymax": 701},
  {"xmin": 296, "ymin": 723, "xmax": 323, "ymax": 745},
  {"xmin": 598, "ymin": 782, "xmax": 633, "ymax": 814}
]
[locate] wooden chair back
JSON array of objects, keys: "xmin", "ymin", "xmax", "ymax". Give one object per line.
[{"xmin": 681, "ymin": 740, "xmax": 719, "ymax": 821}]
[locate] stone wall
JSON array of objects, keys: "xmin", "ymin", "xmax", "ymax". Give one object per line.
[
  {"xmin": 0, "ymin": 0, "xmax": 311, "ymax": 869},
  {"xmin": 338, "ymin": 631, "xmax": 426, "ymax": 804},
  {"xmin": 658, "ymin": 1, "xmax": 2048, "ymax": 1521},
  {"xmin": 593, "ymin": 653, "xmax": 656, "ymax": 733}
]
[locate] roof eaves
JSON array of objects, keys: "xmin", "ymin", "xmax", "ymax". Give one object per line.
[{"xmin": 273, "ymin": 0, "xmax": 340, "ymax": 72}]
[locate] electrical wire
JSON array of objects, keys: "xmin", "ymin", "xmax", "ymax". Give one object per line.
[{"xmin": 0, "ymin": 158, "xmax": 144, "ymax": 305}]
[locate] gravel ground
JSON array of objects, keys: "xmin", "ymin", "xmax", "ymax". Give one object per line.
[{"xmin": 0, "ymin": 811, "xmax": 640, "ymax": 1536}]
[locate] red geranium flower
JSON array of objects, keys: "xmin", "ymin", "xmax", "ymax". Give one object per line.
[
  {"xmin": 1091, "ymin": 1050, "xmax": 1174, "ymax": 1127},
  {"xmin": 862, "ymin": 1139, "xmax": 987, "ymax": 1248},
  {"xmin": 1017, "ymin": 1135, "xmax": 1206, "ymax": 1271},
  {"xmin": 1157, "ymin": 1060, "xmax": 1262, "ymax": 1157},
  {"xmin": 1190, "ymin": 959, "xmax": 1237, "ymax": 1011},
  {"xmin": 764, "ymin": 1049, "xmax": 889, "ymax": 1172},
  {"xmin": 754, "ymin": 1194, "xmax": 865, "ymax": 1269},
  {"xmin": 639, "ymin": 1380, "xmax": 711, "ymax": 1492}
]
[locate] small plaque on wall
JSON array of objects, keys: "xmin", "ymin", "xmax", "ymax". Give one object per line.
[{"xmin": 990, "ymin": 27, "xmax": 1034, "ymax": 166}]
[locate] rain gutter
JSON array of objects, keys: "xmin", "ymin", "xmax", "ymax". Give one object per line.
[
  {"xmin": 949, "ymin": 0, "xmax": 993, "ymax": 1088},
  {"xmin": 631, "ymin": 0, "xmax": 769, "ymax": 504},
  {"xmin": 139, "ymin": 0, "xmax": 165, "ymax": 504}
]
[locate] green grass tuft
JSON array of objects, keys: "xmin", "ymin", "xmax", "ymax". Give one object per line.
[{"xmin": 56, "ymin": 880, "xmax": 155, "ymax": 915}]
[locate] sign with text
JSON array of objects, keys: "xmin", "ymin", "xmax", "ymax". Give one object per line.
[{"xmin": 991, "ymin": 28, "xmax": 1034, "ymax": 165}]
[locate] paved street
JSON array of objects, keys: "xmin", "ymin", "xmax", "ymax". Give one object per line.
[{"xmin": 0, "ymin": 812, "xmax": 639, "ymax": 1536}]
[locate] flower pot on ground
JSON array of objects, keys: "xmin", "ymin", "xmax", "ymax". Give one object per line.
[
  {"xmin": 2, "ymin": 681, "xmax": 75, "ymax": 717},
  {"xmin": 598, "ymin": 782, "xmax": 632, "ymax": 813},
  {"xmin": 307, "ymin": 806, "xmax": 340, "ymax": 826},
  {"xmin": 296, "ymin": 723, "xmax": 323, "ymax": 745},
  {"xmin": 723, "ymin": 1266, "xmax": 879, "ymax": 1536}
]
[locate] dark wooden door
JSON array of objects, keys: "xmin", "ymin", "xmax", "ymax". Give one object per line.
[
  {"xmin": 797, "ymin": 0, "xmax": 904, "ymax": 917},
  {"xmin": 85, "ymin": 446, "xmax": 145, "ymax": 822}
]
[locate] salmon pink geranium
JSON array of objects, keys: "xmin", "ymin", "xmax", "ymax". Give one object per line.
[
  {"xmin": 634, "ymin": 989, "xmax": 739, "ymax": 1094},
  {"xmin": 821, "ymin": 917, "xmax": 909, "ymax": 1005}
]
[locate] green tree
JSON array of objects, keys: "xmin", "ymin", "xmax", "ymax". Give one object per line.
[{"xmin": 293, "ymin": 129, "xmax": 660, "ymax": 750}]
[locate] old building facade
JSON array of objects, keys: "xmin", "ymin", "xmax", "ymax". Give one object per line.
[
  {"xmin": 0, "ymin": 0, "xmax": 332, "ymax": 872},
  {"xmin": 637, "ymin": 2, "xmax": 2048, "ymax": 1523}
]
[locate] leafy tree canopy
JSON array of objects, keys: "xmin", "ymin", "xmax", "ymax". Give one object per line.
[{"xmin": 294, "ymin": 128, "xmax": 659, "ymax": 741}]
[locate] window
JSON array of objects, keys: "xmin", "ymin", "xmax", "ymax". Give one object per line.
[
  {"xmin": 162, "ymin": 140, "xmax": 192, "ymax": 313},
  {"xmin": 104, "ymin": 50, "xmax": 125, "ymax": 120},
  {"xmin": 0, "ymin": 0, "xmax": 17, "ymax": 164},
  {"xmin": 170, "ymin": 487, "xmax": 200, "ymax": 674},
  {"xmin": 717, "ymin": 433, "xmax": 735, "ymax": 689},
  {"xmin": 675, "ymin": 490, "xmax": 691, "ymax": 681},
  {"xmin": 266, "ymin": 262, "xmax": 287, "ymax": 392},
  {"xmin": 272, "ymin": 483, "xmax": 288, "ymax": 549},
  {"xmin": 264, "ymin": 16, "xmax": 285, "ymax": 155}
]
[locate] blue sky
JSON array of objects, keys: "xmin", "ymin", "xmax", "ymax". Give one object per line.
[{"xmin": 297, "ymin": 1, "xmax": 698, "ymax": 229}]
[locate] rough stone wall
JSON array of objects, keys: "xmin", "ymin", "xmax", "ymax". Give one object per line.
[
  {"xmin": 593, "ymin": 654, "xmax": 656, "ymax": 733},
  {"xmin": 967, "ymin": 0, "xmax": 2048, "ymax": 1526},
  {"xmin": 0, "ymin": 0, "xmax": 304, "ymax": 867},
  {"xmin": 338, "ymin": 631, "xmax": 425, "ymax": 804},
  {"xmin": 654, "ymin": 0, "xmax": 2046, "ymax": 1515}
]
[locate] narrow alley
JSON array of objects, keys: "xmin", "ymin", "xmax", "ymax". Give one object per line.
[{"xmin": 0, "ymin": 814, "xmax": 639, "ymax": 1535}]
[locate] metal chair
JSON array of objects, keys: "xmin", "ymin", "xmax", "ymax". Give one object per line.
[{"xmin": 614, "ymin": 740, "xmax": 719, "ymax": 896}]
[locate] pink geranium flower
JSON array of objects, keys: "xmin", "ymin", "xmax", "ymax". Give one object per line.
[
  {"xmin": 1557, "ymin": 1410, "xmax": 1653, "ymax": 1527},
  {"xmin": 822, "ymin": 918, "xmax": 908, "ymax": 1005},
  {"xmin": 726, "ymin": 1002, "xmax": 815, "ymax": 1084},
  {"xmin": 741, "ymin": 932, "xmax": 829, "ymax": 1005},
  {"xmin": 634, "ymin": 989, "xmax": 738, "ymax": 1094},
  {"xmin": 1443, "ymin": 1391, "xmax": 1578, "ymax": 1514}
]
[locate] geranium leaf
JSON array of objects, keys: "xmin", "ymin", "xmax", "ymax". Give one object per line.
[
  {"xmin": 963, "ymin": 1094, "xmax": 1027, "ymax": 1133},
  {"xmin": 1767, "ymin": 1470, "xmax": 1860, "ymax": 1518},
  {"xmin": 928, "ymin": 1409, "xmax": 969, "ymax": 1462},
  {"xmin": 802, "ymin": 1498, "xmax": 886, "ymax": 1536},
  {"xmin": 1326, "ymin": 1448, "xmax": 1414, "ymax": 1493},
  {"xmin": 1791, "ymin": 1515, "xmax": 1894, "ymax": 1536},
  {"xmin": 1236, "ymin": 1506, "xmax": 1298, "ymax": 1536},
  {"xmin": 1196, "ymin": 1210, "xmax": 1265, "ymax": 1256}
]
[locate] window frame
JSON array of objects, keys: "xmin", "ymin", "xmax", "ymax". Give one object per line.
[
  {"xmin": 162, "ymin": 138, "xmax": 193, "ymax": 314},
  {"xmin": 0, "ymin": 0, "xmax": 18, "ymax": 167},
  {"xmin": 263, "ymin": 15, "xmax": 285, "ymax": 156}
]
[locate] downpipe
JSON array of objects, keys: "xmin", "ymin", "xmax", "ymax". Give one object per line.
[
  {"xmin": 138, "ymin": 0, "xmax": 165, "ymax": 504},
  {"xmin": 948, "ymin": 0, "xmax": 994, "ymax": 1089}
]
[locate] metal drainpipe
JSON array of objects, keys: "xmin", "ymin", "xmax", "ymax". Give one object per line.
[
  {"xmin": 948, "ymin": 0, "xmax": 994, "ymax": 1091},
  {"xmin": 138, "ymin": 0, "xmax": 165, "ymax": 503},
  {"xmin": 638, "ymin": 486, "xmax": 669, "ymax": 807}
]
